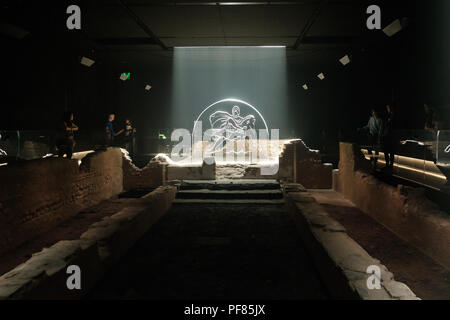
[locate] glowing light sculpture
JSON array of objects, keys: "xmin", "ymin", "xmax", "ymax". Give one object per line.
[{"xmin": 191, "ymin": 98, "xmax": 279, "ymax": 169}]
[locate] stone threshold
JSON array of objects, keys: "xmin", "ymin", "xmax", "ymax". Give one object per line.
[{"xmin": 283, "ymin": 183, "xmax": 419, "ymax": 300}]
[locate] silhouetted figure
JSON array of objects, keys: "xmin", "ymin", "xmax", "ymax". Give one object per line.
[
  {"xmin": 105, "ymin": 113, "xmax": 123, "ymax": 146},
  {"xmin": 358, "ymin": 109, "xmax": 383, "ymax": 167},
  {"xmin": 382, "ymin": 104, "xmax": 396, "ymax": 169},
  {"xmin": 123, "ymin": 118, "xmax": 137, "ymax": 157},
  {"xmin": 320, "ymin": 129, "xmax": 328, "ymax": 154},
  {"xmin": 57, "ymin": 111, "xmax": 78, "ymax": 159},
  {"xmin": 424, "ymin": 103, "xmax": 442, "ymax": 133}
]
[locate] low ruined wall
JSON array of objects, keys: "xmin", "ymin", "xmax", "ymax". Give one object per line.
[
  {"xmin": 122, "ymin": 151, "xmax": 166, "ymax": 190},
  {"xmin": 284, "ymin": 184, "xmax": 418, "ymax": 300},
  {"xmin": 279, "ymin": 140, "xmax": 332, "ymax": 189},
  {"xmin": 278, "ymin": 142, "xmax": 294, "ymax": 181},
  {"xmin": 0, "ymin": 186, "xmax": 177, "ymax": 299},
  {"xmin": 167, "ymin": 160, "xmax": 215, "ymax": 181},
  {"xmin": 0, "ymin": 148, "xmax": 123, "ymax": 256},
  {"xmin": 336, "ymin": 142, "xmax": 450, "ymax": 270}
]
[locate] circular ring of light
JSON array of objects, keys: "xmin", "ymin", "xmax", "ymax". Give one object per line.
[{"xmin": 192, "ymin": 98, "xmax": 269, "ymax": 143}]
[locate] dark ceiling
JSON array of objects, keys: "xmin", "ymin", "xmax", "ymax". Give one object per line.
[
  {"xmin": 1, "ymin": 0, "xmax": 413, "ymax": 52},
  {"xmin": 1, "ymin": 0, "xmax": 448, "ymax": 135},
  {"xmin": 85, "ymin": 0, "xmax": 365, "ymax": 48}
]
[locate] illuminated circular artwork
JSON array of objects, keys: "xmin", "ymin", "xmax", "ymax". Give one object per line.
[{"xmin": 192, "ymin": 98, "xmax": 269, "ymax": 155}]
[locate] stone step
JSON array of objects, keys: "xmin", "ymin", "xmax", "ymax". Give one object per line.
[
  {"xmin": 179, "ymin": 179, "xmax": 281, "ymax": 191},
  {"xmin": 176, "ymin": 189, "xmax": 283, "ymax": 200},
  {"xmin": 173, "ymin": 199, "xmax": 285, "ymax": 205}
]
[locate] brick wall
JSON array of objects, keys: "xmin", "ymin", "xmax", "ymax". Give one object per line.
[
  {"xmin": 0, "ymin": 148, "xmax": 123, "ymax": 255},
  {"xmin": 122, "ymin": 154, "xmax": 166, "ymax": 191},
  {"xmin": 337, "ymin": 142, "xmax": 450, "ymax": 269}
]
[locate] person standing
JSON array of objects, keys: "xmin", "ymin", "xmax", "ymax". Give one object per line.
[
  {"xmin": 123, "ymin": 118, "xmax": 137, "ymax": 157},
  {"xmin": 424, "ymin": 103, "xmax": 443, "ymax": 133},
  {"xmin": 358, "ymin": 109, "xmax": 383, "ymax": 167},
  {"xmin": 424, "ymin": 103, "xmax": 436, "ymax": 132},
  {"xmin": 57, "ymin": 111, "xmax": 78, "ymax": 159},
  {"xmin": 382, "ymin": 104, "xmax": 396, "ymax": 169},
  {"xmin": 105, "ymin": 113, "xmax": 123, "ymax": 146}
]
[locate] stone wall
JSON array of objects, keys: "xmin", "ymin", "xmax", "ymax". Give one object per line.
[
  {"xmin": 336, "ymin": 142, "xmax": 450, "ymax": 270},
  {"xmin": 167, "ymin": 159, "xmax": 216, "ymax": 181},
  {"xmin": 0, "ymin": 148, "xmax": 123, "ymax": 256},
  {"xmin": 278, "ymin": 142, "xmax": 294, "ymax": 181},
  {"xmin": 279, "ymin": 140, "xmax": 332, "ymax": 189},
  {"xmin": 0, "ymin": 186, "xmax": 177, "ymax": 299},
  {"xmin": 284, "ymin": 183, "xmax": 418, "ymax": 300},
  {"xmin": 122, "ymin": 151, "xmax": 166, "ymax": 190}
]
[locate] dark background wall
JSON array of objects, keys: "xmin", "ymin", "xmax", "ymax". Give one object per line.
[{"xmin": 1, "ymin": 0, "xmax": 448, "ymax": 149}]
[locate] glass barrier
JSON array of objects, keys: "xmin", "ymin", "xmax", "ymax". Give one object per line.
[
  {"xmin": 392, "ymin": 129, "xmax": 437, "ymax": 162},
  {"xmin": 0, "ymin": 129, "xmax": 169, "ymax": 161},
  {"xmin": 359, "ymin": 129, "xmax": 448, "ymax": 189},
  {"xmin": 0, "ymin": 131, "xmax": 20, "ymax": 160},
  {"xmin": 0, "ymin": 130, "xmax": 101, "ymax": 161},
  {"xmin": 436, "ymin": 130, "xmax": 450, "ymax": 187},
  {"xmin": 436, "ymin": 130, "xmax": 450, "ymax": 165},
  {"xmin": 0, "ymin": 130, "xmax": 53, "ymax": 160}
]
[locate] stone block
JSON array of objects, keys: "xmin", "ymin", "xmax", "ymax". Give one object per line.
[
  {"xmin": 285, "ymin": 193, "xmax": 417, "ymax": 300},
  {"xmin": 383, "ymin": 280, "xmax": 418, "ymax": 299}
]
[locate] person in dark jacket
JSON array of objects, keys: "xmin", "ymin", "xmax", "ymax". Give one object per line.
[
  {"xmin": 382, "ymin": 104, "xmax": 396, "ymax": 169},
  {"xmin": 122, "ymin": 118, "xmax": 137, "ymax": 157},
  {"xmin": 57, "ymin": 111, "xmax": 78, "ymax": 159}
]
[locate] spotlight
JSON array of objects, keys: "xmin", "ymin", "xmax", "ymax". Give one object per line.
[
  {"xmin": 339, "ymin": 55, "xmax": 351, "ymax": 66},
  {"xmin": 145, "ymin": 84, "xmax": 152, "ymax": 91},
  {"xmin": 302, "ymin": 84, "xmax": 308, "ymax": 90},
  {"xmin": 80, "ymin": 56, "xmax": 95, "ymax": 67},
  {"xmin": 317, "ymin": 73, "xmax": 325, "ymax": 80},
  {"xmin": 383, "ymin": 19, "xmax": 403, "ymax": 37}
]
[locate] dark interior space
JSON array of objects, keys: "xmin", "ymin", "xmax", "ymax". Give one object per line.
[
  {"xmin": 2, "ymin": 0, "xmax": 449, "ymax": 146},
  {"xmin": 0, "ymin": 0, "xmax": 449, "ymax": 305}
]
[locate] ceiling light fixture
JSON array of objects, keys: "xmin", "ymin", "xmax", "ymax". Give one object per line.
[
  {"xmin": 80, "ymin": 56, "xmax": 95, "ymax": 67},
  {"xmin": 383, "ymin": 19, "xmax": 403, "ymax": 37},
  {"xmin": 339, "ymin": 55, "xmax": 351, "ymax": 66}
]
